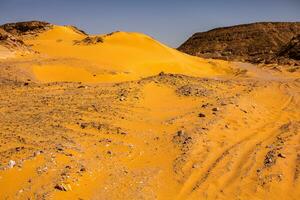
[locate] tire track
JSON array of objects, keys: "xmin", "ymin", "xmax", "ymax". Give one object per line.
[{"xmin": 176, "ymin": 82, "xmax": 295, "ymax": 199}]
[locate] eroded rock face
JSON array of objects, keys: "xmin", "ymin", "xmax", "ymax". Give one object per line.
[
  {"xmin": 0, "ymin": 28, "xmax": 29, "ymax": 50},
  {"xmin": 178, "ymin": 22, "xmax": 300, "ymax": 64},
  {"xmin": 0, "ymin": 21, "xmax": 52, "ymax": 36}
]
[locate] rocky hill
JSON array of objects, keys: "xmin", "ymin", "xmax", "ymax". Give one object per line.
[{"xmin": 178, "ymin": 22, "xmax": 300, "ymax": 65}]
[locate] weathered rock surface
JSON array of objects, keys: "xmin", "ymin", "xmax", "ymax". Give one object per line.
[{"xmin": 178, "ymin": 22, "xmax": 300, "ymax": 64}]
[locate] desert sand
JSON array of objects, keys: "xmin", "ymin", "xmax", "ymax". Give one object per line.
[{"xmin": 0, "ymin": 23, "xmax": 300, "ymax": 200}]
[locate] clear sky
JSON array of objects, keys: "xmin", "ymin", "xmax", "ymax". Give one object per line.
[{"xmin": 1, "ymin": 0, "xmax": 300, "ymax": 47}]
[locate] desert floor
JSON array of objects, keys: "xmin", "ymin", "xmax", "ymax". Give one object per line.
[
  {"xmin": 0, "ymin": 25, "xmax": 300, "ymax": 200},
  {"xmin": 0, "ymin": 58, "xmax": 300, "ymax": 200}
]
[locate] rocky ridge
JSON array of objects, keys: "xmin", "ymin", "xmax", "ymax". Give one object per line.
[{"xmin": 178, "ymin": 22, "xmax": 300, "ymax": 65}]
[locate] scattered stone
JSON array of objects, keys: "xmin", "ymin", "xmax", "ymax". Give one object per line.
[
  {"xmin": 119, "ymin": 96, "xmax": 126, "ymax": 101},
  {"xmin": 172, "ymin": 130, "xmax": 193, "ymax": 152},
  {"xmin": 264, "ymin": 150, "xmax": 276, "ymax": 167},
  {"xmin": 15, "ymin": 146, "xmax": 24, "ymax": 151},
  {"xmin": 80, "ymin": 167, "xmax": 86, "ymax": 172},
  {"xmin": 201, "ymin": 103, "xmax": 209, "ymax": 108},
  {"xmin": 278, "ymin": 153, "xmax": 286, "ymax": 158},
  {"xmin": 8, "ymin": 160, "xmax": 16, "ymax": 168},
  {"xmin": 34, "ymin": 150, "xmax": 43, "ymax": 156},
  {"xmin": 54, "ymin": 183, "xmax": 69, "ymax": 191},
  {"xmin": 56, "ymin": 145, "xmax": 63, "ymax": 151},
  {"xmin": 158, "ymin": 71, "xmax": 165, "ymax": 76},
  {"xmin": 177, "ymin": 85, "xmax": 210, "ymax": 97},
  {"xmin": 80, "ymin": 123, "xmax": 88, "ymax": 129},
  {"xmin": 240, "ymin": 109, "xmax": 247, "ymax": 113},
  {"xmin": 212, "ymin": 107, "xmax": 219, "ymax": 112},
  {"xmin": 198, "ymin": 113, "xmax": 206, "ymax": 118}
]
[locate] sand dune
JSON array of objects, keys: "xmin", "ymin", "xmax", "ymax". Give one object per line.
[{"xmin": 22, "ymin": 25, "xmax": 232, "ymax": 82}]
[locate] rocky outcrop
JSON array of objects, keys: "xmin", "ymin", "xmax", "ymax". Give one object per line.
[
  {"xmin": 74, "ymin": 36, "xmax": 103, "ymax": 45},
  {"xmin": 0, "ymin": 28, "xmax": 29, "ymax": 51},
  {"xmin": 277, "ymin": 34, "xmax": 300, "ymax": 61},
  {"xmin": 178, "ymin": 22, "xmax": 300, "ymax": 64},
  {"xmin": 0, "ymin": 21, "xmax": 52, "ymax": 36}
]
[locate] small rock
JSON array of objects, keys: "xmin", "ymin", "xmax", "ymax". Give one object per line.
[
  {"xmin": 80, "ymin": 123, "xmax": 88, "ymax": 129},
  {"xmin": 8, "ymin": 160, "xmax": 16, "ymax": 168},
  {"xmin": 212, "ymin": 107, "xmax": 219, "ymax": 112},
  {"xmin": 177, "ymin": 130, "xmax": 185, "ymax": 136},
  {"xmin": 198, "ymin": 113, "xmax": 206, "ymax": 118},
  {"xmin": 278, "ymin": 153, "xmax": 286, "ymax": 158},
  {"xmin": 54, "ymin": 183, "xmax": 68, "ymax": 191},
  {"xmin": 119, "ymin": 96, "xmax": 126, "ymax": 101},
  {"xmin": 15, "ymin": 147, "xmax": 23, "ymax": 151},
  {"xmin": 56, "ymin": 146, "xmax": 63, "ymax": 151},
  {"xmin": 34, "ymin": 151, "xmax": 41, "ymax": 156},
  {"xmin": 159, "ymin": 71, "xmax": 165, "ymax": 76},
  {"xmin": 201, "ymin": 103, "xmax": 209, "ymax": 108},
  {"xmin": 80, "ymin": 167, "xmax": 86, "ymax": 172}
]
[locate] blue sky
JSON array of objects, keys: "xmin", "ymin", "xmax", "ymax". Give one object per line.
[{"xmin": 0, "ymin": 0, "xmax": 299, "ymax": 47}]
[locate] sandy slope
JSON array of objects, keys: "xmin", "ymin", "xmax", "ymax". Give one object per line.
[
  {"xmin": 24, "ymin": 25, "xmax": 231, "ymax": 82},
  {"xmin": 0, "ymin": 23, "xmax": 300, "ymax": 200}
]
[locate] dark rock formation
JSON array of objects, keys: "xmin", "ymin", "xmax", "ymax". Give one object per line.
[
  {"xmin": 0, "ymin": 28, "xmax": 29, "ymax": 50},
  {"xmin": 277, "ymin": 34, "xmax": 300, "ymax": 61},
  {"xmin": 0, "ymin": 21, "xmax": 52, "ymax": 36},
  {"xmin": 73, "ymin": 36, "xmax": 103, "ymax": 45},
  {"xmin": 178, "ymin": 22, "xmax": 300, "ymax": 64}
]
